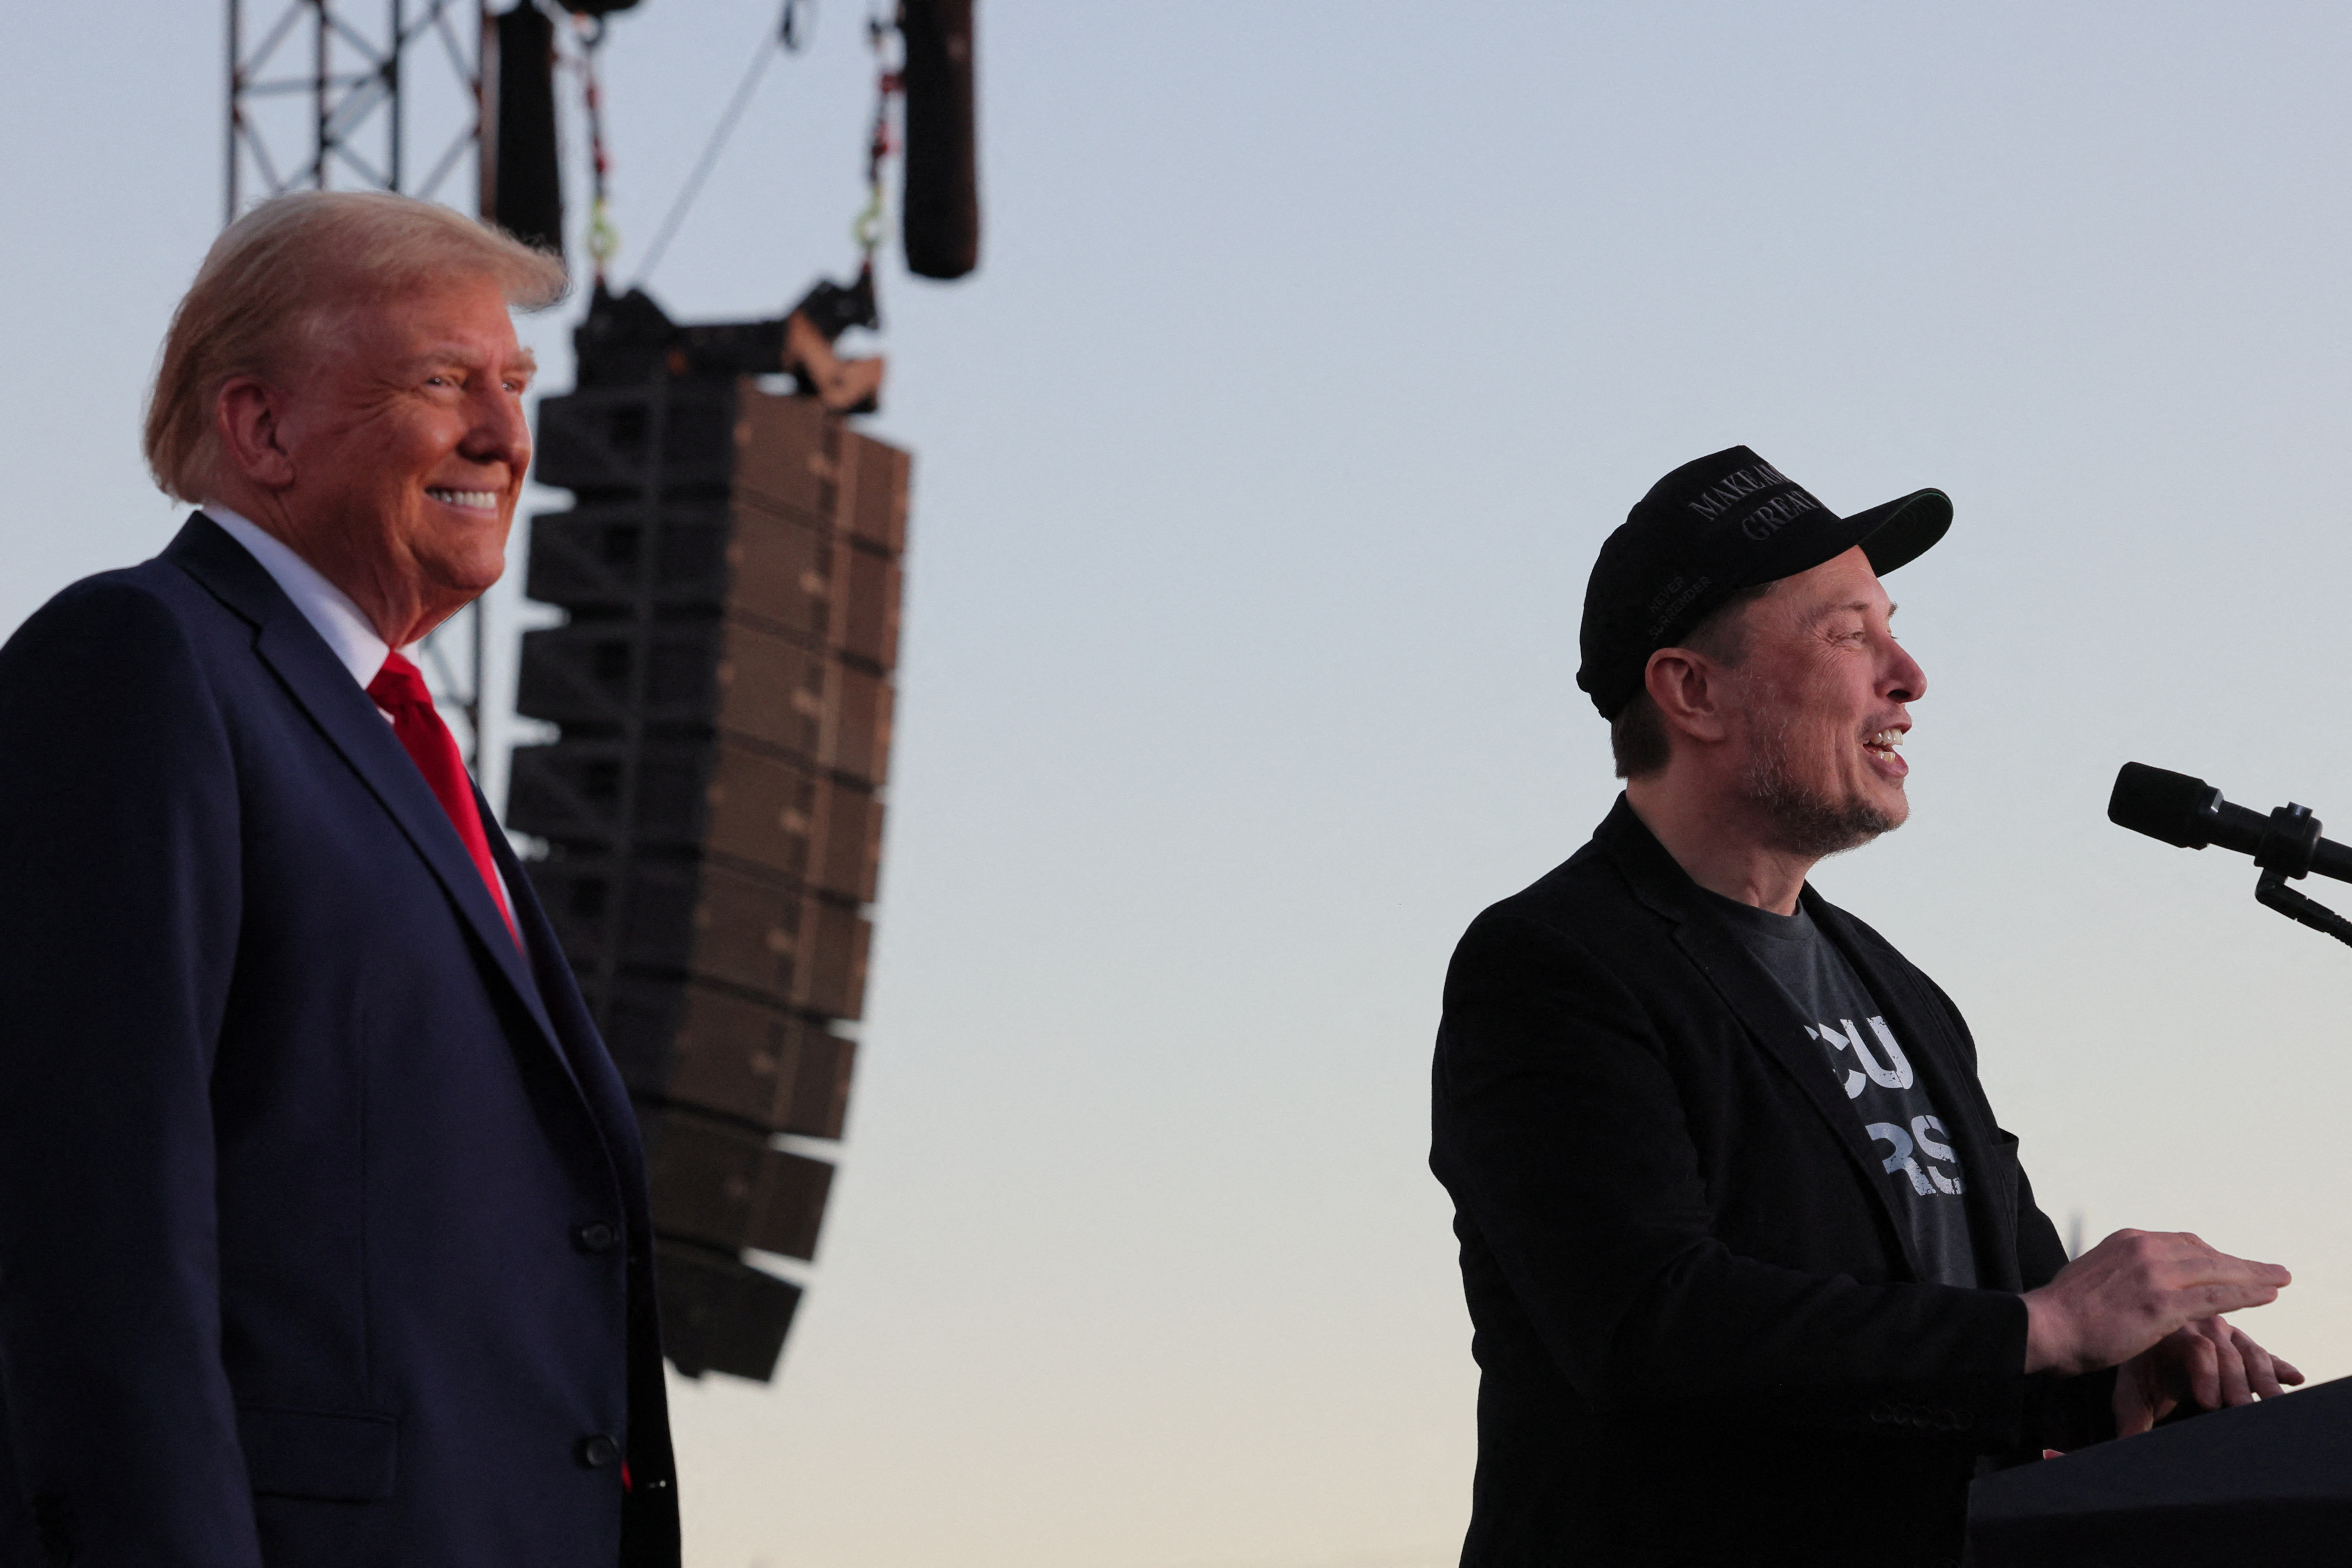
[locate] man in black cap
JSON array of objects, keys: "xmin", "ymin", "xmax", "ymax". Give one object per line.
[{"xmin": 1429, "ymin": 448, "xmax": 2301, "ymax": 1566}]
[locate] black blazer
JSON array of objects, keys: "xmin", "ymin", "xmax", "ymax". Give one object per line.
[
  {"xmin": 1430, "ymin": 798, "xmax": 2108, "ymax": 1567},
  {"xmin": 0, "ymin": 517, "xmax": 678, "ymax": 1566}
]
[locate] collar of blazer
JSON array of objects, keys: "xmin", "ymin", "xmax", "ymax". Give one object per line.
[
  {"xmin": 1593, "ymin": 794, "xmax": 2023, "ymax": 1290},
  {"xmin": 164, "ymin": 513, "xmax": 581, "ymax": 1096}
]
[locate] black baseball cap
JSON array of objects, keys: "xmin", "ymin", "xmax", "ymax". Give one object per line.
[{"xmin": 1576, "ymin": 446, "xmax": 1951, "ymax": 719}]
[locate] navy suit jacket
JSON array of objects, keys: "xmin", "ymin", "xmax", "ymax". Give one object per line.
[{"xmin": 0, "ymin": 516, "xmax": 680, "ymax": 1566}]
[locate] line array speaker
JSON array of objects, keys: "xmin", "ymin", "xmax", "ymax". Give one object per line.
[
  {"xmin": 485, "ymin": 2, "xmax": 563, "ymax": 256},
  {"xmin": 900, "ymin": 0, "xmax": 981, "ymax": 280},
  {"xmin": 513, "ymin": 328, "xmax": 907, "ymax": 1381}
]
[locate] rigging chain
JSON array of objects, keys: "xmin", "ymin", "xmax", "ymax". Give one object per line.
[{"xmin": 631, "ymin": 0, "xmax": 810, "ymax": 288}]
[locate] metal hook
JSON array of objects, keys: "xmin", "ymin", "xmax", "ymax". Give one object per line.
[
  {"xmin": 2254, "ymin": 865, "xmax": 2352, "ymax": 949},
  {"xmin": 780, "ymin": 0, "xmax": 813, "ymax": 51}
]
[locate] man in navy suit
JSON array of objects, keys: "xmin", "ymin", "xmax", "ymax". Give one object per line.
[{"xmin": 0, "ymin": 192, "xmax": 678, "ymax": 1566}]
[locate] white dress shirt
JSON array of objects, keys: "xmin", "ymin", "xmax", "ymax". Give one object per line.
[
  {"xmin": 199, "ymin": 503, "xmax": 517, "ymax": 907},
  {"xmin": 201, "ymin": 502, "xmax": 398, "ymax": 691}
]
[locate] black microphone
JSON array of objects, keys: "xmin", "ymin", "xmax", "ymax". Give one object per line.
[{"xmin": 2108, "ymin": 763, "xmax": 2352, "ymax": 883}]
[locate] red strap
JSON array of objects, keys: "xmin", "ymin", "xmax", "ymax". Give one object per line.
[{"xmin": 366, "ymin": 652, "xmax": 520, "ymax": 947}]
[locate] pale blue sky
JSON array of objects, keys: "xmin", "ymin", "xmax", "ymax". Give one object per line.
[{"xmin": 6, "ymin": 4, "xmax": 2352, "ymax": 1565}]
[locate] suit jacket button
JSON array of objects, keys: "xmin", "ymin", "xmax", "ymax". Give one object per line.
[
  {"xmin": 579, "ymin": 1434, "xmax": 621, "ymax": 1469},
  {"xmin": 574, "ymin": 1221, "xmax": 619, "ymax": 1254},
  {"xmin": 1869, "ymin": 1403, "xmax": 1892, "ymax": 1424}
]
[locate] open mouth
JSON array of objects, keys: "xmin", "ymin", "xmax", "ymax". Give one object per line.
[
  {"xmin": 426, "ymin": 487, "xmax": 500, "ymax": 512},
  {"xmin": 1863, "ymin": 728, "xmax": 1905, "ymax": 766}
]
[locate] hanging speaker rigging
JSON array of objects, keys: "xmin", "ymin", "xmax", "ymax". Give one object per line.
[
  {"xmin": 898, "ymin": 0, "xmax": 979, "ymax": 279},
  {"xmin": 226, "ymin": 0, "xmax": 978, "ymax": 1388},
  {"xmin": 486, "ymin": 2, "xmax": 564, "ymax": 254},
  {"xmin": 510, "ymin": 283, "xmax": 909, "ymax": 1381}
]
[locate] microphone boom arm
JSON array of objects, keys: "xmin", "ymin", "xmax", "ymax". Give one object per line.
[
  {"xmin": 2254, "ymin": 866, "xmax": 2352, "ymax": 948},
  {"xmin": 2253, "ymin": 803, "xmax": 2352, "ymax": 947}
]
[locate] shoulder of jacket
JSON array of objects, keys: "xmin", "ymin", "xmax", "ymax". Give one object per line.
[
  {"xmin": 3, "ymin": 563, "xmax": 209, "ymax": 655},
  {"xmin": 0, "ymin": 563, "xmax": 253, "ymax": 743},
  {"xmin": 1502, "ymin": 834, "xmax": 1654, "ymax": 925},
  {"xmin": 1449, "ymin": 850, "xmax": 1670, "ymax": 992}
]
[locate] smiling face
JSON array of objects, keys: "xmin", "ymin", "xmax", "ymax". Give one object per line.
[
  {"xmin": 1722, "ymin": 545, "xmax": 1927, "ymax": 857},
  {"xmin": 240, "ymin": 274, "xmax": 535, "ymax": 644}
]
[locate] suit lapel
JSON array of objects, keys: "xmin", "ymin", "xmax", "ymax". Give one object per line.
[
  {"xmin": 1663, "ymin": 907, "xmax": 1926, "ymax": 1278},
  {"xmin": 165, "ymin": 516, "xmax": 570, "ymax": 1074},
  {"xmin": 483, "ymin": 809, "xmax": 614, "ymax": 1116},
  {"xmin": 1810, "ymin": 902, "xmax": 2024, "ymax": 1291},
  {"xmin": 1598, "ymin": 799, "xmax": 1924, "ymax": 1277}
]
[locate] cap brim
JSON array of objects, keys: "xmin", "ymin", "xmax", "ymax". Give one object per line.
[{"xmin": 1851, "ymin": 488, "xmax": 1952, "ymax": 576}]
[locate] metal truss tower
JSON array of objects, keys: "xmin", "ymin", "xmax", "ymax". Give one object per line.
[
  {"xmin": 224, "ymin": 0, "xmax": 499, "ymax": 762},
  {"xmin": 226, "ymin": 0, "xmax": 490, "ymax": 221}
]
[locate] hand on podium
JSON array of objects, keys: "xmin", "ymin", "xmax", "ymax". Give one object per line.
[
  {"xmin": 2111, "ymin": 1317, "xmax": 2307, "ymax": 1435},
  {"xmin": 2020, "ymin": 1228, "xmax": 2302, "ymax": 1434}
]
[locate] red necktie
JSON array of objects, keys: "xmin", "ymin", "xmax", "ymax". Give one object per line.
[{"xmin": 366, "ymin": 651, "xmax": 519, "ymax": 946}]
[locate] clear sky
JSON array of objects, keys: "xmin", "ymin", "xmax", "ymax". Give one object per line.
[{"xmin": 6, "ymin": 4, "xmax": 2352, "ymax": 1565}]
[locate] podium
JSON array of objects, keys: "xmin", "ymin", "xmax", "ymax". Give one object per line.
[{"xmin": 1968, "ymin": 1376, "xmax": 2352, "ymax": 1565}]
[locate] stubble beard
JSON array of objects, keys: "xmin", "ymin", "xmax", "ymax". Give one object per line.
[{"xmin": 1738, "ymin": 711, "xmax": 1904, "ymax": 860}]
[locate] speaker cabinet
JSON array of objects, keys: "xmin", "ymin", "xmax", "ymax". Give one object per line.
[
  {"xmin": 598, "ymin": 977, "xmax": 854, "ymax": 1138},
  {"xmin": 652, "ymin": 1242, "xmax": 801, "ymax": 1382},
  {"xmin": 513, "ymin": 373, "xmax": 906, "ymax": 1382}
]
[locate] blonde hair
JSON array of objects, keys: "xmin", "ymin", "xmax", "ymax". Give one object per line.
[{"xmin": 144, "ymin": 190, "xmax": 569, "ymax": 502}]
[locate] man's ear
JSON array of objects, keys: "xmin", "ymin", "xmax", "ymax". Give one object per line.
[
  {"xmin": 1644, "ymin": 646, "xmax": 1734, "ymax": 746},
  {"xmin": 214, "ymin": 376, "xmax": 297, "ymax": 490}
]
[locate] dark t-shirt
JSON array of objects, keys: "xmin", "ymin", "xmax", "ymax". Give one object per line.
[{"xmin": 1702, "ymin": 891, "xmax": 1978, "ymax": 1288}]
